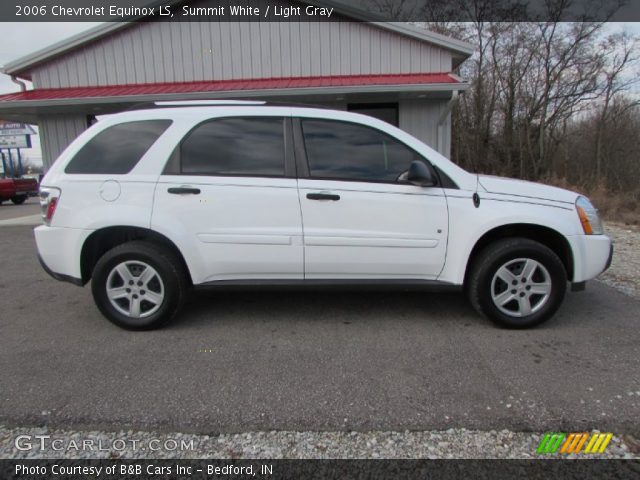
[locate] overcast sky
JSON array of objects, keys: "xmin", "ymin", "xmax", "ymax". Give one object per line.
[
  {"xmin": 0, "ymin": 23, "xmax": 100, "ymax": 163},
  {"xmin": 1, "ymin": 22, "xmax": 639, "ymax": 164}
]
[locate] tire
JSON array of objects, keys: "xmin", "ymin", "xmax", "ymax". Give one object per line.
[
  {"xmin": 467, "ymin": 237, "xmax": 567, "ymax": 328},
  {"xmin": 91, "ymin": 241, "xmax": 187, "ymax": 330},
  {"xmin": 10, "ymin": 195, "xmax": 27, "ymax": 205}
]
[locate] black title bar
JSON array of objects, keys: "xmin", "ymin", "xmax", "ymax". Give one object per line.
[
  {"xmin": 2, "ymin": 459, "xmax": 640, "ymax": 480},
  {"xmin": 1, "ymin": 0, "xmax": 639, "ymax": 22}
]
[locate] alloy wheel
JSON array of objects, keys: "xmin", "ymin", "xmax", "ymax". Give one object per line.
[
  {"xmin": 490, "ymin": 258, "xmax": 552, "ymax": 317},
  {"xmin": 105, "ymin": 261, "xmax": 165, "ymax": 318}
]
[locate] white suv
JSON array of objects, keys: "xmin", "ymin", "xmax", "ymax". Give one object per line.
[{"xmin": 36, "ymin": 104, "xmax": 612, "ymax": 330}]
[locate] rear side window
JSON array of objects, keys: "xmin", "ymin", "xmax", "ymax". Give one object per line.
[
  {"xmin": 301, "ymin": 119, "xmax": 423, "ymax": 182},
  {"xmin": 179, "ymin": 117, "xmax": 285, "ymax": 176},
  {"xmin": 65, "ymin": 120, "xmax": 171, "ymax": 174}
]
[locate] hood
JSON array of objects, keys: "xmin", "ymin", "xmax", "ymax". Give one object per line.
[{"xmin": 477, "ymin": 175, "xmax": 579, "ymax": 204}]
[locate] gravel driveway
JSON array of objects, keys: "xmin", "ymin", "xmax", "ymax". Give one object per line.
[{"xmin": 1, "ymin": 426, "xmax": 638, "ymax": 459}]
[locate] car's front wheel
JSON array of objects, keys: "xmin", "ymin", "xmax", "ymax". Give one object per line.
[
  {"xmin": 91, "ymin": 241, "xmax": 187, "ymax": 330},
  {"xmin": 11, "ymin": 195, "xmax": 28, "ymax": 205},
  {"xmin": 467, "ymin": 238, "xmax": 567, "ymax": 328}
]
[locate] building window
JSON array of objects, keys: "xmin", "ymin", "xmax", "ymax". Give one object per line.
[
  {"xmin": 347, "ymin": 103, "xmax": 399, "ymax": 127},
  {"xmin": 179, "ymin": 117, "xmax": 285, "ymax": 176}
]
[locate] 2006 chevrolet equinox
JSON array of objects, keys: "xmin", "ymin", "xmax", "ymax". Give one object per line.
[{"xmin": 35, "ymin": 103, "xmax": 613, "ymax": 330}]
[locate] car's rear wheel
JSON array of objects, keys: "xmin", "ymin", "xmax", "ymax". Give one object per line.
[
  {"xmin": 11, "ymin": 195, "xmax": 27, "ymax": 205},
  {"xmin": 91, "ymin": 241, "xmax": 187, "ymax": 330},
  {"xmin": 467, "ymin": 238, "xmax": 567, "ymax": 328}
]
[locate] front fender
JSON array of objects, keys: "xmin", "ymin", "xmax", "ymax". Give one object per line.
[{"xmin": 438, "ymin": 193, "xmax": 581, "ymax": 284}]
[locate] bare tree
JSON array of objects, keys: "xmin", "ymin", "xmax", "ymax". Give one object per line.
[
  {"xmin": 363, "ymin": 0, "xmax": 639, "ymax": 215},
  {"xmin": 593, "ymin": 32, "xmax": 640, "ymax": 180}
]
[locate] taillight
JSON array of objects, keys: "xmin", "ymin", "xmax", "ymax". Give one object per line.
[{"xmin": 39, "ymin": 187, "xmax": 61, "ymax": 225}]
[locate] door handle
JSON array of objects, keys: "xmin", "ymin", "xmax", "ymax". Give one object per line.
[
  {"xmin": 307, "ymin": 193, "xmax": 340, "ymax": 201},
  {"xmin": 168, "ymin": 187, "xmax": 201, "ymax": 195}
]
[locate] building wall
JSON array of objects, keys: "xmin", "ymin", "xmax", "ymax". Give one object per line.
[
  {"xmin": 38, "ymin": 114, "xmax": 87, "ymax": 169},
  {"xmin": 30, "ymin": 1, "xmax": 453, "ymax": 89},
  {"xmin": 399, "ymin": 99, "xmax": 451, "ymax": 158}
]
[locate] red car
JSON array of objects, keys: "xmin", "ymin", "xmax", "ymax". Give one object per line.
[{"xmin": 0, "ymin": 176, "xmax": 38, "ymax": 204}]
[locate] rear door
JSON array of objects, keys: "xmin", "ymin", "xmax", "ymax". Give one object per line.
[
  {"xmin": 152, "ymin": 116, "xmax": 303, "ymax": 284},
  {"xmin": 295, "ymin": 118, "xmax": 448, "ymax": 280}
]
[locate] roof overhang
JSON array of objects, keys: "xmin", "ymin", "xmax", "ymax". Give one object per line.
[
  {"xmin": 0, "ymin": 82, "xmax": 468, "ymax": 107},
  {"xmin": 0, "ymin": 73, "xmax": 469, "ymax": 105},
  {"xmin": 0, "ymin": 73, "xmax": 469, "ymax": 123}
]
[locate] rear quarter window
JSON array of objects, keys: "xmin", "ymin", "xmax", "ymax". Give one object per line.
[{"xmin": 65, "ymin": 120, "xmax": 172, "ymax": 174}]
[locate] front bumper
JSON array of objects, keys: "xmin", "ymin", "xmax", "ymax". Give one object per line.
[
  {"xmin": 604, "ymin": 242, "xmax": 614, "ymax": 272},
  {"xmin": 568, "ymin": 234, "xmax": 613, "ymax": 283}
]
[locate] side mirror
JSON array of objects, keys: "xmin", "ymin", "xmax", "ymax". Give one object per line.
[{"xmin": 406, "ymin": 160, "xmax": 436, "ymax": 187}]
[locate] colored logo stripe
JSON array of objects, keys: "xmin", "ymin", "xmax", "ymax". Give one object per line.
[
  {"xmin": 584, "ymin": 433, "xmax": 613, "ymax": 454},
  {"xmin": 537, "ymin": 432, "xmax": 613, "ymax": 455},
  {"xmin": 560, "ymin": 433, "xmax": 589, "ymax": 454},
  {"xmin": 537, "ymin": 433, "xmax": 566, "ymax": 454}
]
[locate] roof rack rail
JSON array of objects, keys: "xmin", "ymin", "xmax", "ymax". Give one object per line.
[
  {"xmin": 155, "ymin": 100, "xmax": 267, "ymax": 106},
  {"xmin": 121, "ymin": 99, "xmax": 335, "ymax": 112}
]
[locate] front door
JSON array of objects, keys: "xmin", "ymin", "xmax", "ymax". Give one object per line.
[{"xmin": 295, "ymin": 118, "xmax": 448, "ymax": 280}]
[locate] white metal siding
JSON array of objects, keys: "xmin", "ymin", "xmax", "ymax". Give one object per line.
[
  {"xmin": 38, "ymin": 114, "xmax": 87, "ymax": 169},
  {"xmin": 399, "ymin": 99, "xmax": 451, "ymax": 157},
  {"xmin": 31, "ymin": 4, "xmax": 452, "ymax": 89}
]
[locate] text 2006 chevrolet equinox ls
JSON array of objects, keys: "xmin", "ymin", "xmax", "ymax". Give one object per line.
[{"xmin": 35, "ymin": 104, "xmax": 613, "ymax": 330}]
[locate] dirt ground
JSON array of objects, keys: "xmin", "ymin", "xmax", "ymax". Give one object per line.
[{"xmin": 599, "ymin": 222, "xmax": 640, "ymax": 299}]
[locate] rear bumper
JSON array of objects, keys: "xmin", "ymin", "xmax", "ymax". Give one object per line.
[
  {"xmin": 38, "ymin": 254, "xmax": 83, "ymax": 286},
  {"xmin": 34, "ymin": 225, "xmax": 91, "ymax": 286}
]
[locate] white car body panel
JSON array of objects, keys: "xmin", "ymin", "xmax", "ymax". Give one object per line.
[
  {"xmin": 298, "ymin": 179, "xmax": 448, "ymax": 279},
  {"xmin": 478, "ymin": 175, "xmax": 577, "ymax": 204},
  {"xmin": 567, "ymin": 234, "xmax": 612, "ymax": 282},
  {"xmin": 152, "ymin": 176, "xmax": 303, "ymax": 283},
  {"xmin": 440, "ymin": 194, "xmax": 579, "ymax": 285},
  {"xmin": 41, "ymin": 177, "xmax": 156, "ymax": 230},
  {"xmin": 34, "ymin": 225, "xmax": 91, "ymax": 280}
]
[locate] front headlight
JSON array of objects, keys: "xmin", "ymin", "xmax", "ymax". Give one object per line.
[{"xmin": 575, "ymin": 196, "xmax": 603, "ymax": 235}]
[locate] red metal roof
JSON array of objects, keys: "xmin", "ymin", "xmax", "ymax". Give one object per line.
[{"xmin": 0, "ymin": 73, "xmax": 460, "ymax": 102}]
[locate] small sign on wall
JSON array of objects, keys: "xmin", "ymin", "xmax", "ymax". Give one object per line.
[
  {"xmin": 0, "ymin": 121, "xmax": 35, "ymax": 136},
  {"xmin": 0, "ymin": 135, "xmax": 31, "ymax": 149}
]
